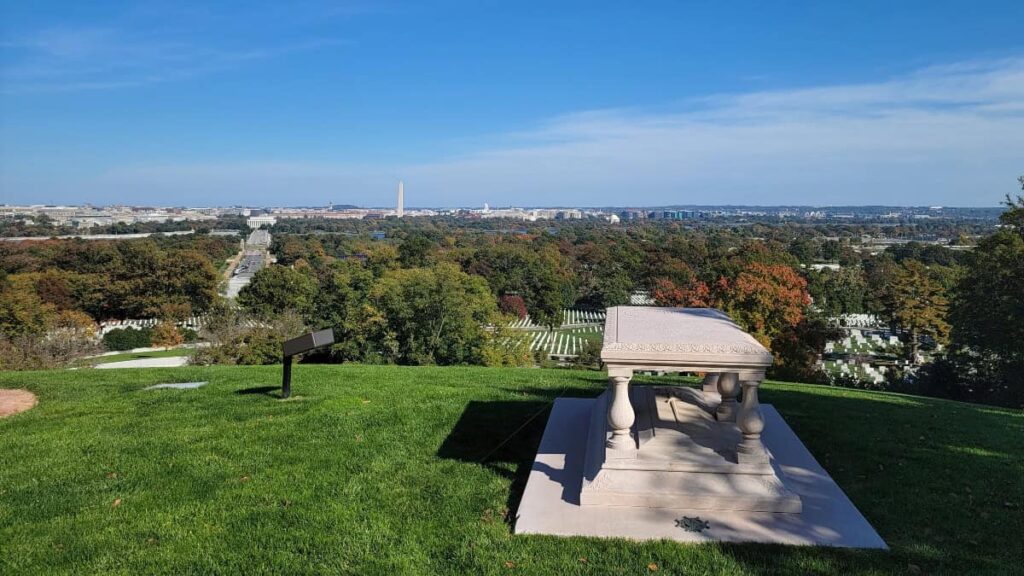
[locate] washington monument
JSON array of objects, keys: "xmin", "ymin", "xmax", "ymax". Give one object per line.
[{"xmin": 397, "ymin": 180, "xmax": 405, "ymax": 218}]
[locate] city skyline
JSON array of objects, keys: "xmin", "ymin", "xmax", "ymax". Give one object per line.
[{"xmin": 2, "ymin": 2, "xmax": 1023, "ymax": 207}]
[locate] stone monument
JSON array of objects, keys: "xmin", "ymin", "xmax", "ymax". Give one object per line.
[
  {"xmin": 515, "ymin": 306, "xmax": 887, "ymax": 547},
  {"xmin": 582, "ymin": 306, "xmax": 800, "ymax": 512}
]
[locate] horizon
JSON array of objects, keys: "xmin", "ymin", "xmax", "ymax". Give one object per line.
[
  {"xmin": 0, "ymin": 201, "xmax": 1008, "ymax": 211},
  {"xmin": 2, "ymin": 1, "xmax": 1023, "ymax": 207}
]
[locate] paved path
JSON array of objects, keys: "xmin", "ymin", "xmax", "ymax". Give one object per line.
[
  {"xmin": 0, "ymin": 389, "xmax": 37, "ymax": 417},
  {"xmin": 95, "ymin": 357, "xmax": 190, "ymax": 369}
]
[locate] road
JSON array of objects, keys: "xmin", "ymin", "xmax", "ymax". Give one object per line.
[{"xmin": 224, "ymin": 229, "xmax": 271, "ymax": 298}]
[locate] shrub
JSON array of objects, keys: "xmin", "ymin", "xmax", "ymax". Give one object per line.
[
  {"xmin": 151, "ymin": 321, "xmax": 184, "ymax": 348},
  {"xmin": 102, "ymin": 328, "xmax": 153, "ymax": 351},
  {"xmin": 0, "ymin": 311, "xmax": 100, "ymax": 370},
  {"xmin": 192, "ymin": 306, "xmax": 306, "ymax": 366}
]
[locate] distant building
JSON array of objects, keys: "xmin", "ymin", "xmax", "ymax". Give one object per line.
[
  {"xmin": 247, "ymin": 215, "xmax": 277, "ymax": 228},
  {"xmin": 397, "ymin": 181, "xmax": 405, "ymax": 218}
]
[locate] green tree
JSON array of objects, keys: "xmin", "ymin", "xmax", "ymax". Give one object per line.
[
  {"xmin": 0, "ymin": 274, "xmax": 55, "ymax": 337},
  {"xmin": 367, "ymin": 263, "xmax": 501, "ymax": 365},
  {"xmin": 237, "ymin": 265, "xmax": 318, "ymax": 319},
  {"xmin": 312, "ymin": 260, "xmax": 376, "ymax": 362},
  {"xmin": 882, "ymin": 260, "xmax": 949, "ymax": 363},
  {"xmin": 464, "ymin": 243, "xmax": 570, "ymax": 328},
  {"xmin": 398, "ymin": 234, "xmax": 437, "ymax": 268},
  {"xmin": 807, "ymin": 267, "xmax": 868, "ymax": 316},
  {"xmin": 946, "ymin": 191, "xmax": 1024, "ymax": 405}
]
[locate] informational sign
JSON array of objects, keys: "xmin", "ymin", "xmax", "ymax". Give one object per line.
[{"xmin": 280, "ymin": 329, "xmax": 335, "ymax": 399}]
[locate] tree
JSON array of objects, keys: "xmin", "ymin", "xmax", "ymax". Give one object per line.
[
  {"xmin": 238, "ymin": 265, "xmax": 318, "ymax": 319},
  {"xmin": 945, "ymin": 191, "xmax": 1024, "ymax": 405},
  {"xmin": 0, "ymin": 274, "xmax": 55, "ymax": 337},
  {"xmin": 194, "ymin": 306, "xmax": 306, "ymax": 366},
  {"xmin": 716, "ymin": 262, "xmax": 810, "ymax": 347},
  {"xmin": 151, "ymin": 321, "xmax": 184, "ymax": 348},
  {"xmin": 650, "ymin": 277, "xmax": 712, "ymax": 307},
  {"xmin": 43, "ymin": 310, "xmax": 100, "ymax": 364},
  {"xmin": 154, "ymin": 250, "xmax": 219, "ymax": 317},
  {"xmin": 807, "ymin": 267, "xmax": 868, "ymax": 316},
  {"xmin": 464, "ymin": 243, "xmax": 570, "ymax": 328},
  {"xmin": 366, "ymin": 263, "xmax": 502, "ymax": 365},
  {"xmin": 311, "ymin": 260, "xmax": 375, "ymax": 362},
  {"xmin": 882, "ymin": 260, "xmax": 949, "ymax": 363},
  {"xmin": 398, "ymin": 234, "xmax": 437, "ymax": 268},
  {"xmin": 499, "ymin": 294, "xmax": 528, "ymax": 319}
]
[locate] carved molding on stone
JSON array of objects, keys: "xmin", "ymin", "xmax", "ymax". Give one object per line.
[{"xmin": 603, "ymin": 341, "xmax": 772, "ymax": 358}]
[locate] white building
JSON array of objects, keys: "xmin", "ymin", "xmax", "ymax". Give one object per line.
[
  {"xmin": 397, "ymin": 181, "xmax": 405, "ymax": 218},
  {"xmin": 247, "ymin": 215, "xmax": 277, "ymax": 229}
]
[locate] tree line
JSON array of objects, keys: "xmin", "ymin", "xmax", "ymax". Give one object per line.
[{"xmin": 1, "ymin": 190, "xmax": 1020, "ymax": 408}]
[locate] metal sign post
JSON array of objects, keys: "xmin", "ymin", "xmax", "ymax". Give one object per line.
[{"xmin": 280, "ymin": 328, "xmax": 335, "ymax": 399}]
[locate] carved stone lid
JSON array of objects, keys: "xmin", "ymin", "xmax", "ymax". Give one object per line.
[{"xmin": 601, "ymin": 307, "xmax": 773, "ymax": 367}]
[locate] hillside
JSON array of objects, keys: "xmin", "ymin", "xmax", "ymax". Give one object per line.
[{"xmin": 1, "ymin": 366, "xmax": 1021, "ymax": 575}]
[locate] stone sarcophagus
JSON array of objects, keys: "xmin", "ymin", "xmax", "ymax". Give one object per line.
[{"xmin": 581, "ymin": 306, "xmax": 801, "ymax": 513}]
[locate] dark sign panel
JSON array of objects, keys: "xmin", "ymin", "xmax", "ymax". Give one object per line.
[
  {"xmin": 283, "ymin": 329, "xmax": 335, "ymax": 357},
  {"xmin": 281, "ymin": 328, "xmax": 335, "ymax": 399}
]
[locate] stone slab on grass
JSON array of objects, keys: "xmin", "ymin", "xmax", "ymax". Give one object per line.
[
  {"xmin": 515, "ymin": 397, "xmax": 887, "ymax": 548},
  {"xmin": 144, "ymin": 382, "xmax": 208, "ymax": 390}
]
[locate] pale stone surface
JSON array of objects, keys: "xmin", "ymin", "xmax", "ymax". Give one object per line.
[
  {"xmin": 515, "ymin": 398, "xmax": 887, "ymax": 548},
  {"xmin": 144, "ymin": 382, "xmax": 207, "ymax": 390},
  {"xmin": 581, "ymin": 387, "xmax": 800, "ymax": 513},
  {"xmin": 95, "ymin": 357, "xmax": 189, "ymax": 369},
  {"xmin": 601, "ymin": 307, "xmax": 773, "ymax": 372},
  {"xmin": 595, "ymin": 307, "xmax": 782, "ymax": 512}
]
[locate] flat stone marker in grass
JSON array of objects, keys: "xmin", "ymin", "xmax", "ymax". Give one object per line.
[
  {"xmin": 0, "ymin": 389, "xmax": 37, "ymax": 417},
  {"xmin": 144, "ymin": 382, "xmax": 208, "ymax": 390}
]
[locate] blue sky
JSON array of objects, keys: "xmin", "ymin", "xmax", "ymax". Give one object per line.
[{"xmin": 1, "ymin": 1, "xmax": 1022, "ymax": 208}]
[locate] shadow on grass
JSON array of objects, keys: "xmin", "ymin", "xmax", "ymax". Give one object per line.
[
  {"xmin": 234, "ymin": 386, "xmax": 282, "ymax": 398},
  {"xmin": 437, "ymin": 399, "xmax": 556, "ymax": 527},
  {"xmin": 717, "ymin": 386, "xmax": 1021, "ymax": 575}
]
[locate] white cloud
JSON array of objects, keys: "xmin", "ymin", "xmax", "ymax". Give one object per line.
[
  {"xmin": 13, "ymin": 57, "xmax": 1024, "ymax": 207},
  {"xmin": 395, "ymin": 57, "xmax": 1024, "ymax": 207},
  {"xmin": 1, "ymin": 25, "xmax": 348, "ymax": 93}
]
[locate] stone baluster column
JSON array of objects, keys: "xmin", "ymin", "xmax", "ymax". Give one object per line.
[
  {"xmin": 701, "ymin": 373, "xmax": 720, "ymax": 395},
  {"xmin": 715, "ymin": 372, "xmax": 739, "ymax": 422},
  {"xmin": 736, "ymin": 374, "xmax": 769, "ymax": 464},
  {"xmin": 606, "ymin": 369, "xmax": 635, "ymax": 452}
]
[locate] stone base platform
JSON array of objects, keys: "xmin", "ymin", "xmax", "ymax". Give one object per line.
[
  {"xmin": 580, "ymin": 387, "xmax": 801, "ymax": 513},
  {"xmin": 515, "ymin": 397, "xmax": 887, "ymax": 548}
]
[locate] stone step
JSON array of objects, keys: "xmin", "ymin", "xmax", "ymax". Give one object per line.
[{"xmin": 580, "ymin": 468, "xmax": 802, "ymax": 513}]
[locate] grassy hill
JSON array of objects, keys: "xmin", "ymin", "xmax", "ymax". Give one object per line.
[{"xmin": 1, "ymin": 365, "xmax": 1021, "ymax": 575}]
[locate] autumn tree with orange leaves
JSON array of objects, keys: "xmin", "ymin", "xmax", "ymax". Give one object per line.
[{"xmin": 716, "ymin": 262, "xmax": 811, "ymax": 348}]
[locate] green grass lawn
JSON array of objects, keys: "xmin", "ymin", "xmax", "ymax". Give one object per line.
[{"xmin": 1, "ymin": 366, "xmax": 1021, "ymax": 575}]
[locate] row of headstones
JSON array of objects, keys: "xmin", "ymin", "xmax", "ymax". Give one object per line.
[
  {"xmin": 530, "ymin": 331, "xmax": 585, "ymax": 357},
  {"xmin": 98, "ymin": 315, "xmax": 258, "ymax": 335},
  {"xmin": 826, "ymin": 330, "xmax": 900, "ymax": 353},
  {"xmin": 826, "ymin": 359, "xmax": 888, "ymax": 384},
  {"xmin": 562, "ymin": 309, "xmax": 606, "ymax": 326},
  {"xmin": 835, "ymin": 313, "xmax": 882, "ymax": 328},
  {"xmin": 507, "ymin": 309, "xmax": 607, "ymax": 330}
]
